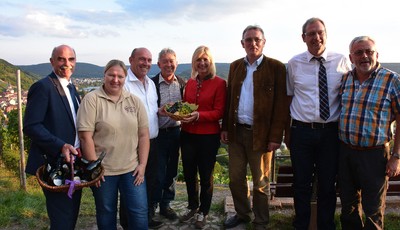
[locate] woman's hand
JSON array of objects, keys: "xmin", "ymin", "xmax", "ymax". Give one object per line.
[
  {"xmin": 132, "ymin": 164, "xmax": 146, "ymax": 186},
  {"xmin": 181, "ymin": 111, "xmax": 199, "ymax": 123}
]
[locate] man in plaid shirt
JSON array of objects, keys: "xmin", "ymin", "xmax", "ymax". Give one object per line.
[{"xmin": 338, "ymin": 36, "xmax": 400, "ymax": 230}]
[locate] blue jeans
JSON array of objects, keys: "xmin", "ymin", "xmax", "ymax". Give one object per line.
[
  {"xmin": 154, "ymin": 127, "xmax": 180, "ymax": 209},
  {"xmin": 91, "ymin": 172, "xmax": 148, "ymax": 230},
  {"xmin": 290, "ymin": 124, "xmax": 338, "ymax": 230}
]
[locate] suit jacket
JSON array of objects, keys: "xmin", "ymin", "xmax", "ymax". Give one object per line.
[
  {"xmin": 222, "ymin": 55, "xmax": 289, "ymax": 152},
  {"xmin": 24, "ymin": 72, "xmax": 80, "ymax": 175}
]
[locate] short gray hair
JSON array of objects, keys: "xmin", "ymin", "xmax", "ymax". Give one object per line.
[
  {"xmin": 349, "ymin": 36, "xmax": 376, "ymax": 52},
  {"xmin": 158, "ymin": 48, "xmax": 176, "ymax": 61},
  {"xmin": 242, "ymin": 25, "xmax": 265, "ymax": 39}
]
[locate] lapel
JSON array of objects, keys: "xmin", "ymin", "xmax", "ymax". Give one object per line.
[{"xmin": 48, "ymin": 72, "xmax": 75, "ymax": 123}]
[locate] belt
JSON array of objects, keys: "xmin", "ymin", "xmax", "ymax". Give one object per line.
[
  {"xmin": 341, "ymin": 141, "xmax": 388, "ymax": 151},
  {"xmin": 159, "ymin": 126, "xmax": 180, "ymax": 132},
  {"xmin": 236, "ymin": 123, "xmax": 252, "ymax": 130},
  {"xmin": 291, "ymin": 119, "xmax": 338, "ymax": 129}
]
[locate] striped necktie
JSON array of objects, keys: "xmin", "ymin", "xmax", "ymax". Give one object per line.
[{"xmin": 314, "ymin": 57, "xmax": 330, "ymax": 121}]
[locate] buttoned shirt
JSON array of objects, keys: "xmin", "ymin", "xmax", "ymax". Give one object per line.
[
  {"xmin": 57, "ymin": 75, "xmax": 80, "ymax": 148},
  {"xmin": 237, "ymin": 55, "xmax": 263, "ymax": 125},
  {"xmin": 124, "ymin": 68, "xmax": 159, "ymax": 139},
  {"xmin": 157, "ymin": 74, "xmax": 181, "ymax": 129},
  {"xmin": 339, "ymin": 64, "xmax": 400, "ymax": 147},
  {"xmin": 287, "ymin": 50, "xmax": 351, "ymax": 123}
]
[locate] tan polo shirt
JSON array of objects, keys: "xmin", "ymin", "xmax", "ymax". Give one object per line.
[{"xmin": 77, "ymin": 86, "xmax": 149, "ymax": 176}]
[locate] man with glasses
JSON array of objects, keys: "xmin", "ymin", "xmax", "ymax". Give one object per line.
[
  {"xmin": 221, "ymin": 25, "xmax": 288, "ymax": 230},
  {"xmin": 338, "ymin": 36, "xmax": 400, "ymax": 229},
  {"xmin": 285, "ymin": 17, "xmax": 351, "ymax": 230}
]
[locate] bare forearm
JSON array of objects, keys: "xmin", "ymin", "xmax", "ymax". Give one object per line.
[
  {"xmin": 78, "ymin": 131, "xmax": 97, "ymax": 161},
  {"xmin": 137, "ymin": 127, "xmax": 150, "ymax": 167}
]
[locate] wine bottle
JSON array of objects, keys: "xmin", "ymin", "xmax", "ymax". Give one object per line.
[
  {"xmin": 81, "ymin": 151, "xmax": 106, "ymax": 182},
  {"xmin": 48, "ymin": 154, "xmax": 65, "ymax": 186}
]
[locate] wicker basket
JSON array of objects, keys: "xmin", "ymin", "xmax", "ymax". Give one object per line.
[
  {"xmin": 165, "ymin": 110, "xmax": 191, "ymax": 121},
  {"xmin": 36, "ymin": 165, "xmax": 104, "ymax": 193}
]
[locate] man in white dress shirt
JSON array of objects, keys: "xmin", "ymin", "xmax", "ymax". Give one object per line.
[
  {"xmin": 285, "ymin": 17, "xmax": 351, "ymax": 230},
  {"xmin": 120, "ymin": 47, "xmax": 163, "ymax": 229}
]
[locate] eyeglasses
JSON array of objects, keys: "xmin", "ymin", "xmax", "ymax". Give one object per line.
[
  {"xmin": 304, "ymin": 30, "xmax": 325, "ymax": 37},
  {"xmin": 351, "ymin": 49, "xmax": 376, "ymax": 56},
  {"xmin": 243, "ymin": 37, "xmax": 265, "ymax": 44}
]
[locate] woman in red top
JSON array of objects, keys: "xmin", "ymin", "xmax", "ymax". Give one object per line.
[{"xmin": 178, "ymin": 46, "xmax": 227, "ymax": 229}]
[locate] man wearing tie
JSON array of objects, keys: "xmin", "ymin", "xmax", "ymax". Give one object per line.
[
  {"xmin": 285, "ymin": 18, "xmax": 351, "ymax": 230},
  {"xmin": 24, "ymin": 45, "xmax": 81, "ymax": 230}
]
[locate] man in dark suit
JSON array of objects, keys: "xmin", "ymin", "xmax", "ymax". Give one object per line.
[{"xmin": 24, "ymin": 44, "xmax": 81, "ymax": 230}]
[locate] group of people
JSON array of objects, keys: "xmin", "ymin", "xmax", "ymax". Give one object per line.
[
  {"xmin": 285, "ymin": 18, "xmax": 400, "ymax": 230},
  {"xmin": 23, "ymin": 17, "xmax": 400, "ymax": 230}
]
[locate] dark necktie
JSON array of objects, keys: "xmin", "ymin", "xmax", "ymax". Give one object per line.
[
  {"xmin": 314, "ymin": 57, "xmax": 330, "ymax": 121},
  {"xmin": 67, "ymin": 83, "xmax": 79, "ymax": 113}
]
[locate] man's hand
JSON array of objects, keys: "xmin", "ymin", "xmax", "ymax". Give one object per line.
[
  {"xmin": 61, "ymin": 143, "xmax": 78, "ymax": 163},
  {"xmin": 386, "ymin": 156, "xmax": 400, "ymax": 177},
  {"xmin": 267, "ymin": 142, "xmax": 281, "ymax": 152}
]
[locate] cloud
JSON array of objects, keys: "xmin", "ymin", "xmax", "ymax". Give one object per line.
[
  {"xmin": 115, "ymin": 0, "xmax": 268, "ymax": 22},
  {"xmin": 68, "ymin": 9, "xmax": 130, "ymax": 26},
  {"xmin": 0, "ymin": 3, "xmax": 125, "ymax": 39}
]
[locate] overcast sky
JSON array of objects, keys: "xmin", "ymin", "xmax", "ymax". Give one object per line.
[{"xmin": 1, "ymin": 0, "xmax": 398, "ymax": 66}]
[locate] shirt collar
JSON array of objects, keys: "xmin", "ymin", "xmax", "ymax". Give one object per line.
[
  {"xmin": 306, "ymin": 50, "xmax": 328, "ymax": 62},
  {"xmin": 244, "ymin": 55, "xmax": 264, "ymax": 67},
  {"xmin": 127, "ymin": 68, "xmax": 149, "ymax": 83},
  {"xmin": 159, "ymin": 73, "xmax": 177, "ymax": 84},
  {"xmin": 54, "ymin": 72, "xmax": 72, "ymax": 87}
]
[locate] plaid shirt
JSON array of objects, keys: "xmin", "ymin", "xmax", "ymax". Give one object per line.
[{"xmin": 339, "ymin": 64, "xmax": 400, "ymax": 147}]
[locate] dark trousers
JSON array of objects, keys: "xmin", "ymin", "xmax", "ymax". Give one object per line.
[
  {"xmin": 153, "ymin": 127, "xmax": 180, "ymax": 209},
  {"xmin": 290, "ymin": 125, "xmax": 338, "ymax": 230},
  {"xmin": 180, "ymin": 131, "xmax": 220, "ymax": 215},
  {"xmin": 338, "ymin": 143, "xmax": 389, "ymax": 230},
  {"xmin": 43, "ymin": 188, "xmax": 82, "ymax": 230},
  {"xmin": 120, "ymin": 138, "xmax": 158, "ymax": 228}
]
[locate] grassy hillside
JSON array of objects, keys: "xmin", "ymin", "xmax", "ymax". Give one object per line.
[{"xmin": 0, "ymin": 59, "xmax": 40, "ymax": 91}]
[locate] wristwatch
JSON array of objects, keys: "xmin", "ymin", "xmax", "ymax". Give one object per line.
[{"xmin": 392, "ymin": 152, "xmax": 400, "ymax": 159}]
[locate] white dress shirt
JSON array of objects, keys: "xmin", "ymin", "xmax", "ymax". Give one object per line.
[
  {"xmin": 287, "ymin": 50, "xmax": 351, "ymax": 123},
  {"xmin": 124, "ymin": 68, "xmax": 159, "ymax": 139},
  {"xmin": 237, "ymin": 55, "xmax": 264, "ymax": 125},
  {"xmin": 57, "ymin": 75, "xmax": 80, "ymax": 148}
]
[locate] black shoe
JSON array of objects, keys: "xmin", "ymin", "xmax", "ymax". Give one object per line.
[
  {"xmin": 223, "ymin": 215, "xmax": 248, "ymax": 229},
  {"xmin": 160, "ymin": 207, "xmax": 178, "ymax": 220},
  {"xmin": 148, "ymin": 218, "xmax": 164, "ymax": 229}
]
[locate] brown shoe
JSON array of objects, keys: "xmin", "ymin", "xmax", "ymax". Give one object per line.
[
  {"xmin": 179, "ymin": 208, "xmax": 198, "ymax": 223},
  {"xmin": 194, "ymin": 212, "xmax": 207, "ymax": 229}
]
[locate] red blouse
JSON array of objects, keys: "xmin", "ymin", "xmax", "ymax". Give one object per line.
[{"xmin": 181, "ymin": 76, "xmax": 227, "ymax": 134}]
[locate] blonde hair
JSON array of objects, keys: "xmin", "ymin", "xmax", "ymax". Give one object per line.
[
  {"xmin": 191, "ymin": 45, "xmax": 216, "ymax": 78},
  {"xmin": 104, "ymin": 59, "xmax": 127, "ymax": 76}
]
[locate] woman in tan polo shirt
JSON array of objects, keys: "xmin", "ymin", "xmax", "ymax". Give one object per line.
[{"xmin": 77, "ymin": 59, "xmax": 150, "ymax": 230}]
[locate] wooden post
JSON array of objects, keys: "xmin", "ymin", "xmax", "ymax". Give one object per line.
[{"xmin": 17, "ymin": 70, "xmax": 27, "ymax": 190}]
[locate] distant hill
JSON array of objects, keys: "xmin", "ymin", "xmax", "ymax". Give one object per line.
[
  {"xmin": 14, "ymin": 61, "xmax": 400, "ymax": 81},
  {"xmin": 381, "ymin": 63, "xmax": 400, "ymax": 74},
  {"xmin": 0, "ymin": 59, "xmax": 40, "ymax": 91},
  {"xmin": 18, "ymin": 62, "xmax": 104, "ymax": 79},
  {"xmin": 17, "ymin": 62, "xmax": 231, "ymax": 80}
]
